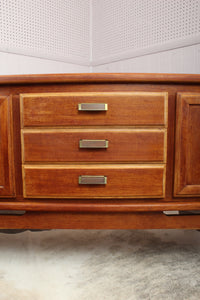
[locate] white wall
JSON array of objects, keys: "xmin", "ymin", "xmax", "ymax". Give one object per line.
[
  {"xmin": 0, "ymin": 0, "xmax": 90, "ymax": 75},
  {"xmin": 0, "ymin": 0, "xmax": 199, "ymax": 75},
  {"xmin": 92, "ymin": 0, "xmax": 200, "ymax": 73},
  {"xmin": 93, "ymin": 44, "xmax": 200, "ymax": 73},
  {"xmin": 92, "ymin": 0, "xmax": 200, "ymax": 66},
  {"xmin": 0, "ymin": 52, "xmax": 89, "ymax": 75},
  {"xmin": 0, "ymin": 0, "xmax": 90, "ymax": 66}
]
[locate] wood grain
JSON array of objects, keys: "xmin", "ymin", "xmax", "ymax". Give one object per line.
[
  {"xmin": 22, "ymin": 129, "xmax": 166, "ymax": 163},
  {"xmin": 0, "ymin": 211, "xmax": 199, "ymax": 229},
  {"xmin": 0, "ymin": 73, "xmax": 200, "ymax": 85},
  {"xmin": 0, "ymin": 200, "xmax": 199, "ymax": 212},
  {"xmin": 174, "ymin": 93, "xmax": 200, "ymax": 196},
  {"xmin": 20, "ymin": 92, "xmax": 168, "ymax": 127},
  {"xmin": 0, "ymin": 96, "xmax": 15, "ymax": 197},
  {"xmin": 23, "ymin": 164, "xmax": 165, "ymax": 198},
  {"xmin": 0, "ymin": 73, "xmax": 199, "ymax": 229}
]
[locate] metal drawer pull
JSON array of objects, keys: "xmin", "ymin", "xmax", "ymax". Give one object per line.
[
  {"xmin": 79, "ymin": 139, "xmax": 108, "ymax": 149},
  {"xmin": 78, "ymin": 103, "xmax": 108, "ymax": 111},
  {"xmin": 163, "ymin": 210, "xmax": 200, "ymax": 216},
  {"xmin": 79, "ymin": 175, "xmax": 107, "ymax": 185}
]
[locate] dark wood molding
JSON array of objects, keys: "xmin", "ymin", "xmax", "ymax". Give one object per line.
[
  {"xmin": 0, "ymin": 73, "xmax": 200, "ymax": 85},
  {"xmin": 0, "ymin": 200, "xmax": 199, "ymax": 212}
]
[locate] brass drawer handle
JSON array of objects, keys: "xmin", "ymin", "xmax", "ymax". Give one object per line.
[
  {"xmin": 79, "ymin": 175, "xmax": 107, "ymax": 185},
  {"xmin": 79, "ymin": 139, "xmax": 109, "ymax": 149},
  {"xmin": 78, "ymin": 103, "xmax": 108, "ymax": 111}
]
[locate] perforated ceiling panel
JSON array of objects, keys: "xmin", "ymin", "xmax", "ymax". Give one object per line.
[
  {"xmin": 93, "ymin": 0, "xmax": 200, "ymax": 64},
  {"xmin": 0, "ymin": 0, "xmax": 199, "ymax": 66},
  {"xmin": 0, "ymin": 0, "xmax": 90, "ymax": 64}
]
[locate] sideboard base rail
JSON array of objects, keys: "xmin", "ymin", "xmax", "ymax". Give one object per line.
[{"xmin": 0, "ymin": 212, "xmax": 199, "ymax": 230}]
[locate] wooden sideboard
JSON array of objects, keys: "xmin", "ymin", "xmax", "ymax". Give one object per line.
[{"xmin": 0, "ymin": 73, "xmax": 199, "ymax": 229}]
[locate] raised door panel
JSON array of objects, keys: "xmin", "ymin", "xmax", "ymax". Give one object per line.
[
  {"xmin": 174, "ymin": 93, "xmax": 200, "ymax": 196},
  {"xmin": 0, "ymin": 96, "xmax": 15, "ymax": 197}
]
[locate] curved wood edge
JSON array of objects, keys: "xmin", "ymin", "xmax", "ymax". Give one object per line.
[
  {"xmin": 0, "ymin": 73, "xmax": 200, "ymax": 85},
  {"xmin": 0, "ymin": 201, "xmax": 200, "ymax": 212}
]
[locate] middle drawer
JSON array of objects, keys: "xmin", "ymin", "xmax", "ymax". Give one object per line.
[{"xmin": 22, "ymin": 129, "xmax": 166, "ymax": 163}]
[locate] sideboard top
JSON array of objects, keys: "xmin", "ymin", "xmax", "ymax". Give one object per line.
[{"xmin": 0, "ymin": 73, "xmax": 200, "ymax": 85}]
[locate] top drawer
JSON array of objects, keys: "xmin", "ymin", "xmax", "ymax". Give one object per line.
[{"xmin": 20, "ymin": 92, "xmax": 168, "ymax": 127}]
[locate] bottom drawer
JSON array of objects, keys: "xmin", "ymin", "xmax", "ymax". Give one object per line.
[{"xmin": 23, "ymin": 164, "xmax": 165, "ymax": 198}]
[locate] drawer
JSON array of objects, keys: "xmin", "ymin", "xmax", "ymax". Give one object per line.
[
  {"xmin": 22, "ymin": 164, "xmax": 165, "ymax": 198},
  {"xmin": 20, "ymin": 92, "xmax": 168, "ymax": 127},
  {"xmin": 22, "ymin": 129, "xmax": 166, "ymax": 163}
]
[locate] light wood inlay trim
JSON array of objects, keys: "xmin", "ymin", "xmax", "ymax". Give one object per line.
[
  {"xmin": 22, "ymin": 162, "xmax": 26, "ymax": 200},
  {"xmin": 21, "ymin": 125, "xmax": 168, "ymax": 130},
  {"xmin": 21, "ymin": 129, "xmax": 25, "ymax": 165},
  {"xmin": 164, "ymin": 92, "xmax": 168, "ymax": 127},
  {"xmin": 22, "ymin": 161, "xmax": 166, "ymax": 165},
  {"xmin": 20, "ymin": 91, "xmax": 168, "ymax": 97},
  {"xmin": 20, "ymin": 94, "xmax": 24, "ymax": 129},
  {"xmin": 23, "ymin": 163, "xmax": 165, "ymax": 169},
  {"xmin": 22, "ymin": 128, "xmax": 166, "ymax": 133},
  {"xmin": 163, "ymin": 164, "xmax": 166, "ymax": 198},
  {"xmin": 164, "ymin": 128, "xmax": 167, "ymax": 164}
]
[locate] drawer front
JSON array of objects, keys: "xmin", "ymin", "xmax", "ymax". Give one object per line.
[
  {"xmin": 20, "ymin": 92, "xmax": 168, "ymax": 127},
  {"xmin": 22, "ymin": 129, "xmax": 166, "ymax": 163},
  {"xmin": 23, "ymin": 165, "xmax": 165, "ymax": 198}
]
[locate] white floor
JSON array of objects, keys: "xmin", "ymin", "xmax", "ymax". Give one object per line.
[{"xmin": 0, "ymin": 229, "xmax": 199, "ymax": 300}]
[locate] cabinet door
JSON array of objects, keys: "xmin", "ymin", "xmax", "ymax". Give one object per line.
[
  {"xmin": 174, "ymin": 93, "xmax": 200, "ymax": 196},
  {"xmin": 0, "ymin": 96, "xmax": 15, "ymax": 197}
]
